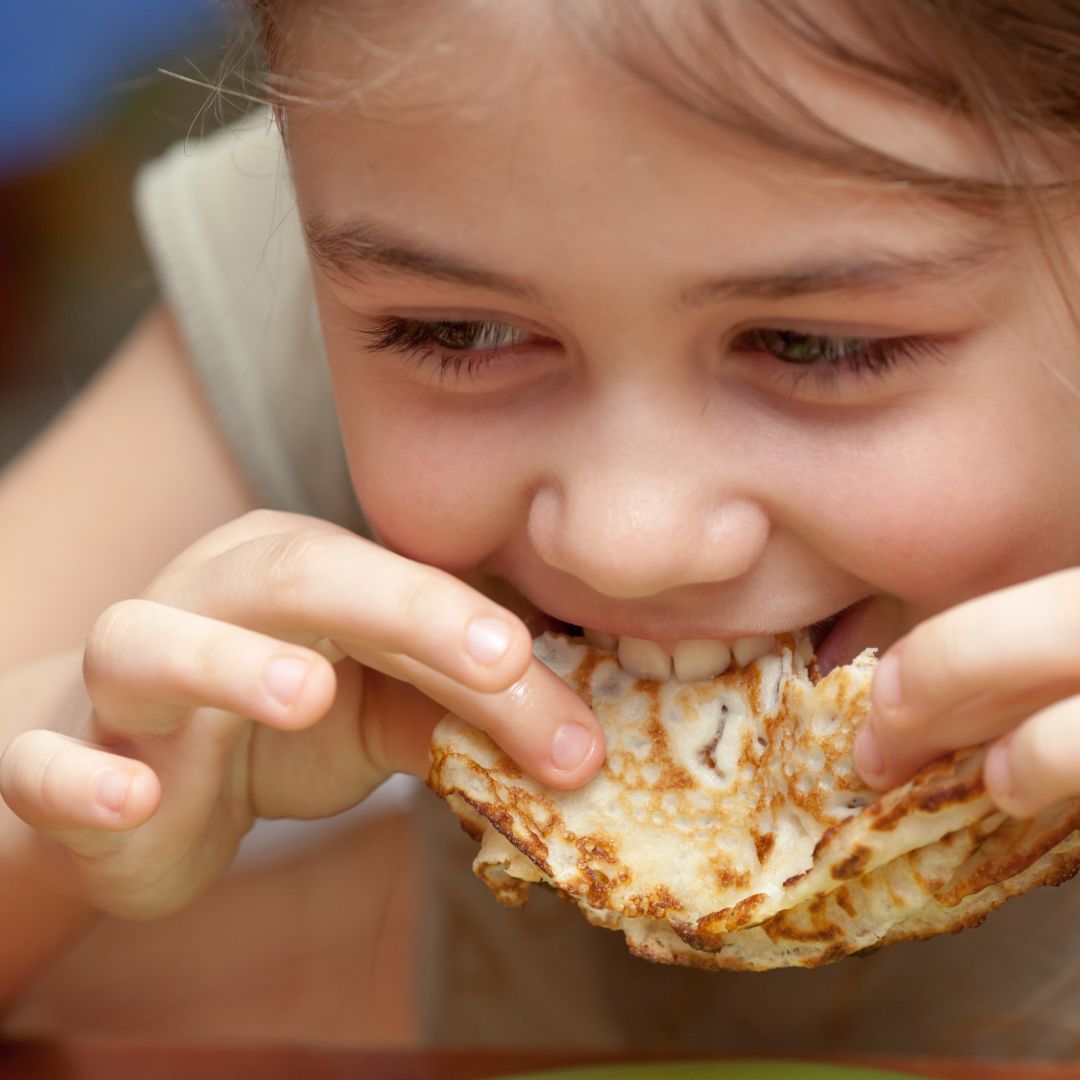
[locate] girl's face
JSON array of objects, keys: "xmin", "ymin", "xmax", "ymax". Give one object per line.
[{"xmin": 286, "ymin": 2, "xmax": 1080, "ymax": 665}]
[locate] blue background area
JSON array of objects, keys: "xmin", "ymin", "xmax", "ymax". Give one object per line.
[{"xmin": 0, "ymin": 0, "xmax": 224, "ymax": 177}]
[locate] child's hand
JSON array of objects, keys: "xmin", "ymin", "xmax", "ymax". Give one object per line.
[
  {"xmin": 0, "ymin": 510, "xmax": 603, "ymax": 919},
  {"xmin": 854, "ymin": 569, "xmax": 1080, "ymax": 818}
]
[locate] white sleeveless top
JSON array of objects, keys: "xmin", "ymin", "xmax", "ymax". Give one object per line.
[
  {"xmin": 135, "ymin": 109, "xmax": 366, "ymax": 535},
  {"xmin": 134, "ymin": 111, "xmax": 1080, "ymax": 1061}
]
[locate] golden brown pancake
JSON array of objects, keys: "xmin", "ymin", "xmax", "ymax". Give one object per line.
[{"xmin": 428, "ymin": 633, "xmax": 1080, "ymax": 969}]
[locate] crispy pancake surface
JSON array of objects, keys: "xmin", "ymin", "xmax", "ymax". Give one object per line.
[{"xmin": 428, "ymin": 633, "xmax": 1080, "ymax": 970}]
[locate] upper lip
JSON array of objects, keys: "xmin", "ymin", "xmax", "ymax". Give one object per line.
[
  {"xmin": 535, "ymin": 604, "xmax": 847, "ymax": 644},
  {"xmin": 496, "ymin": 571, "xmax": 863, "ymax": 644}
]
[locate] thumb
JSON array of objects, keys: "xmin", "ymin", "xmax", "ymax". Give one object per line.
[{"xmin": 362, "ymin": 671, "xmax": 448, "ymax": 779}]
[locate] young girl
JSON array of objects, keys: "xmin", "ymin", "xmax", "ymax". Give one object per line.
[{"xmin": 4, "ymin": 0, "xmax": 1080, "ymax": 1056}]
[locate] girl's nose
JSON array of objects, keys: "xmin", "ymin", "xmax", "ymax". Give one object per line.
[{"xmin": 527, "ymin": 471, "xmax": 770, "ymax": 600}]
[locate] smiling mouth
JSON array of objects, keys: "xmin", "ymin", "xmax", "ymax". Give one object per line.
[{"xmin": 530, "ymin": 607, "xmax": 850, "ymax": 682}]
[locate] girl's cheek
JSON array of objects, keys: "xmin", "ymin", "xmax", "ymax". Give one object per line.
[
  {"xmin": 815, "ymin": 402, "xmax": 1080, "ymax": 612},
  {"xmin": 338, "ymin": 401, "xmax": 529, "ymax": 572}
]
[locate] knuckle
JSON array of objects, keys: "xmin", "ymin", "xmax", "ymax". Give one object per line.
[
  {"xmin": 84, "ymin": 601, "xmax": 147, "ymax": 683},
  {"xmin": 398, "ymin": 569, "xmax": 454, "ymax": 631},
  {"xmin": 187, "ymin": 622, "xmax": 235, "ymax": 689},
  {"xmin": 0, "ymin": 731, "xmax": 30, "ymax": 794},
  {"xmin": 36, "ymin": 742, "xmax": 70, "ymax": 813},
  {"xmin": 1, "ymin": 731, "xmax": 49, "ymax": 808},
  {"xmin": 260, "ymin": 528, "xmax": 338, "ymax": 609},
  {"xmin": 910, "ymin": 614, "xmax": 968, "ymax": 697}
]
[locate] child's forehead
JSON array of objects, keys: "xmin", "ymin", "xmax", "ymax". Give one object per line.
[{"xmin": 284, "ymin": 0, "xmax": 1003, "ymax": 193}]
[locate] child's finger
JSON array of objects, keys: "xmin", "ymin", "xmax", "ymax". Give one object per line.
[
  {"xmin": 371, "ymin": 652, "xmax": 605, "ymax": 790},
  {"xmin": 154, "ymin": 528, "xmax": 535, "ymax": 697},
  {"xmin": 871, "ymin": 571, "xmax": 1080, "ymax": 729},
  {"xmin": 0, "ymin": 728, "xmax": 160, "ymax": 837},
  {"xmin": 860, "ymin": 570, "xmax": 1080, "ymax": 787},
  {"xmin": 855, "ymin": 679, "xmax": 1080, "ymax": 791},
  {"xmin": 984, "ymin": 696, "xmax": 1080, "ymax": 819},
  {"xmin": 84, "ymin": 599, "xmax": 337, "ymax": 736}
]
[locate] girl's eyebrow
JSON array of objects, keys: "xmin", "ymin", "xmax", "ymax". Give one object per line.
[
  {"xmin": 303, "ymin": 212, "xmax": 1005, "ymax": 305},
  {"xmin": 304, "ymin": 213, "xmax": 542, "ymax": 300},
  {"xmin": 675, "ymin": 237, "xmax": 1004, "ymax": 305}
]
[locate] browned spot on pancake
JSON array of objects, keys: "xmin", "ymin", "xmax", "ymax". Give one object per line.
[
  {"xmin": 626, "ymin": 885, "xmax": 684, "ymax": 920},
  {"xmin": 835, "ymin": 888, "xmax": 857, "ymax": 918},
  {"xmin": 636, "ymin": 683, "xmax": 696, "ymax": 790},
  {"xmin": 712, "ymin": 863, "xmax": 752, "ymax": 893},
  {"xmin": 494, "ymin": 754, "xmax": 522, "ymax": 780},
  {"xmin": 699, "ymin": 735, "xmax": 720, "ymax": 771},
  {"xmin": 871, "ymin": 774, "xmax": 984, "ymax": 832},
  {"xmin": 937, "ymin": 801, "xmax": 1080, "ymax": 906},
  {"xmin": 763, "ymin": 896, "xmax": 842, "ymax": 944},
  {"xmin": 701, "ymin": 890, "xmax": 767, "ymax": 935},
  {"xmin": 699, "ymin": 705, "xmax": 728, "ymax": 772},
  {"xmin": 452, "ymin": 792, "xmax": 554, "ymax": 877},
  {"xmin": 569, "ymin": 647, "xmax": 605, "ymax": 698},
  {"xmin": 754, "ymin": 830, "xmax": 775, "ymax": 864},
  {"xmin": 831, "ymin": 844, "xmax": 872, "ymax": 881},
  {"xmin": 802, "ymin": 943, "xmax": 851, "ymax": 967},
  {"xmin": 574, "ymin": 833, "xmax": 629, "ymax": 908},
  {"xmin": 744, "ymin": 662, "xmax": 763, "ymax": 717},
  {"xmin": 576, "ymin": 834, "xmax": 618, "ymax": 864}
]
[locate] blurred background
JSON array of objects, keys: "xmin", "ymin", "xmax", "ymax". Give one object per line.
[
  {"xmin": 0, "ymin": 0, "xmax": 235, "ymax": 465},
  {"xmin": 0, "ymin": 8, "xmax": 422, "ymax": 1044}
]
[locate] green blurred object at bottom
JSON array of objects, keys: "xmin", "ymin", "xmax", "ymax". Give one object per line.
[{"xmin": 496, "ymin": 1063, "xmax": 920, "ymax": 1080}]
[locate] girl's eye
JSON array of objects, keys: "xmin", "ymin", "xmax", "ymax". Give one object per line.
[
  {"xmin": 359, "ymin": 316, "xmax": 542, "ymax": 378},
  {"xmin": 360, "ymin": 317, "xmax": 947, "ymax": 392},
  {"xmin": 730, "ymin": 327, "xmax": 947, "ymax": 386}
]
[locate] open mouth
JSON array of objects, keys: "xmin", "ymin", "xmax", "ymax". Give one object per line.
[{"xmin": 528, "ymin": 604, "xmax": 857, "ymax": 683}]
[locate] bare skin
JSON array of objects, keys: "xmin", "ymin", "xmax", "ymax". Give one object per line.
[{"xmin": 4, "ymin": 0, "xmax": 1080, "ymax": 1011}]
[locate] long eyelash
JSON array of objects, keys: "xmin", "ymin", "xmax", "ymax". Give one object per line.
[
  {"xmin": 360, "ymin": 317, "xmax": 947, "ymax": 390},
  {"xmin": 357, "ymin": 317, "xmax": 498, "ymax": 380},
  {"xmin": 741, "ymin": 330, "xmax": 949, "ymax": 392}
]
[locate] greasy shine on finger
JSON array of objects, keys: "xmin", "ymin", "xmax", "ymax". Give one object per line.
[
  {"xmin": 374, "ymin": 652, "xmax": 605, "ymax": 790},
  {"xmin": 84, "ymin": 599, "xmax": 336, "ymax": 735},
  {"xmin": 159, "ymin": 528, "xmax": 534, "ymax": 696}
]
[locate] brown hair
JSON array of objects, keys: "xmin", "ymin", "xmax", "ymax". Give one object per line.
[
  {"xmin": 236, "ymin": 0, "xmax": 1080, "ymax": 199},
  {"xmin": 230, "ymin": 0, "xmax": 1080, "ymax": 336}
]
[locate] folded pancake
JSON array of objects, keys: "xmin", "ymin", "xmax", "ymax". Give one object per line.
[{"xmin": 428, "ymin": 633, "xmax": 1080, "ymax": 970}]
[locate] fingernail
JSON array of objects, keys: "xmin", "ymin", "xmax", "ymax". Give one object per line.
[
  {"xmin": 265, "ymin": 656, "xmax": 309, "ymax": 705},
  {"xmin": 873, "ymin": 649, "xmax": 903, "ymax": 715},
  {"xmin": 466, "ymin": 617, "xmax": 512, "ymax": 665},
  {"xmin": 854, "ymin": 727, "xmax": 885, "ymax": 783},
  {"xmin": 95, "ymin": 769, "xmax": 131, "ymax": 813},
  {"xmin": 985, "ymin": 741, "xmax": 1022, "ymax": 815},
  {"xmin": 550, "ymin": 723, "xmax": 595, "ymax": 773}
]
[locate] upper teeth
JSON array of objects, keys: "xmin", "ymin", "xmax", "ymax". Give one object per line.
[
  {"xmin": 731, "ymin": 634, "xmax": 775, "ymax": 668},
  {"xmin": 673, "ymin": 639, "xmax": 731, "ymax": 682},
  {"xmin": 616, "ymin": 636, "xmax": 671, "ymax": 680},
  {"xmin": 600, "ymin": 632, "xmax": 777, "ymax": 682}
]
